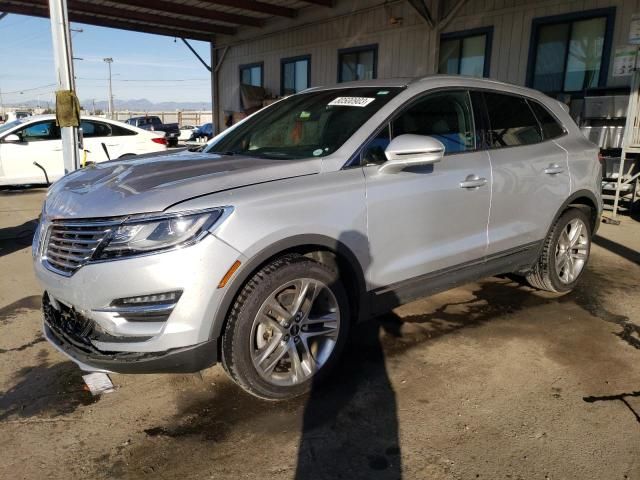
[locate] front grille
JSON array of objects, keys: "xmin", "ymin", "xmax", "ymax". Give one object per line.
[
  {"xmin": 44, "ymin": 220, "xmax": 116, "ymax": 275},
  {"xmin": 43, "ymin": 293, "xmax": 95, "ymax": 349}
]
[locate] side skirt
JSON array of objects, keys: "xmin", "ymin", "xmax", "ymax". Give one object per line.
[{"xmin": 367, "ymin": 241, "xmax": 542, "ymax": 317}]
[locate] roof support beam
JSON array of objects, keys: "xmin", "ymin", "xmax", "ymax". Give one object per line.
[
  {"xmin": 67, "ymin": 0, "xmax": 236, "ymax": 35},
  {"xmin": 437, "ymin": 0, "xmax": 470, "ymax": 30},
  {"xmin": 301, "ymin": 0, "xmax": 334, "ymax": 7},
  {"xmin": 200, "ymin": 0, "xmax": 296, "ymax": 18},
  {"xmin": 0, "ymin": 2, "xmax": 217, "ymax": 41},
  {"xmin": 106, "ymin": 0, "xmax": 264, "ymax": 27},
  {"xmin": 181, "ymin": 38, "xmax": 211, "ymax": 72},
  {"xmin": 407, "ymin": 0, "xmax": 435, "ymax": 28}
]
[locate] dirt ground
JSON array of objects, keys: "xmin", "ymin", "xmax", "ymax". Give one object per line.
[{"xmin": 1, "ymin": 187, "xmax": 639, "ymax": 480}]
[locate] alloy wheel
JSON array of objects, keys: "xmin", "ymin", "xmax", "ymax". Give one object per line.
[
  {"xmin": 250, "ymin": 278, "xmax": 340, "ymax": 386},
  {"xmin": 555, "ymin": 218, "xmax": 589, "ymax": 284}
]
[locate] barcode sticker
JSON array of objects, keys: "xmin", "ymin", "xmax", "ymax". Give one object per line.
[{"xmin": 328, "ymin": 97, "xmax": 375, "ymax": 107}]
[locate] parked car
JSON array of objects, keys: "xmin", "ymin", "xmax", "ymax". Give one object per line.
[
  {"xmin": 33, "ymin": 76, "xmax": 601, "ymax": 400},
  {"xmin": 189, "ymin": 122, "xmax": 214, "ymax": 141},
  {"xmin": 0, "ymin": 115, "xmax": 167, "ymax": 186},
  {"xmin": 3, "ymin": 110, "xmax": 32, "ymax": 123},
  {"xmin": 179, "ymin": 125, "xmax": 197, "ymax": 141},
  {"xmin": 125, "ymin": 116, "xmax": 180, "ymax": 147}
]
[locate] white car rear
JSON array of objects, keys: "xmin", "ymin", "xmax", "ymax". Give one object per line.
[{"xmin": 0, "ymin": 115, "xmax": 167, "ymax": 186}]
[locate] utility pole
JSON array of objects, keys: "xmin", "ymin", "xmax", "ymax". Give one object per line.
[
  {"xmin": 49, "ymin": 0, "xmax": 79, "ymax": 173},
  {"xmin": 103, "ymin": 57, "xmax": 114, "ymax": 119}
]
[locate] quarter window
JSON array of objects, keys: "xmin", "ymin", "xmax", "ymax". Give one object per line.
[
  {"xmin": 281, "ymin": 56, "xmax": 310, "ymax": 96},
  {"xmin": 111, "ymin": 124, "xmax": 137, "ymax": 136},
  {"xmin": 338, "ymin": 45, "xmax": 377, "ymax": 82},
  {"xmin": 483, "ymin": 92, "xmax": 542, "ymax": 147},
  {"xmin": 528, "ymin": 101, "xmax": 565, "ymax": 139},
  {"xmin": 528, "ymin": 9, "xmax": 614, "ymax": 93},
  {"xmin": 439, "ymin": 28, "xmax": 492, "ymax": 78}
]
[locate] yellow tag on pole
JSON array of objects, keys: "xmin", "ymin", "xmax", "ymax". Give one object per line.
[{"xmin": 55, "ymin": 90, "xmax": 81, "ymax": 127}]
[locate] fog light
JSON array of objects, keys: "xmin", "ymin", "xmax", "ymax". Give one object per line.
[{"xmin": 112, "ymin": 290, "xmax": 182, "ymax": 307}]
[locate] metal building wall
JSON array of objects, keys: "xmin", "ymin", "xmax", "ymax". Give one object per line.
[{"xmin": 215, "ymin": 0, "xmax": 640, "ymax": 125}]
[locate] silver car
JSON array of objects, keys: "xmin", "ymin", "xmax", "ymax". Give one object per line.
[{"xmin": 33, "ymin": 76, "xmax": 602, "ymax": 400}]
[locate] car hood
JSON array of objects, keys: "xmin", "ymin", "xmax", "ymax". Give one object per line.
[{"xmin": 44, "ymin": 151, "xmax": 321, "ymax": 219}]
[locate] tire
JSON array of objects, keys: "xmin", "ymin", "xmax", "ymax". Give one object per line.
[
  {"xmin": 526, "ymin": 208, "xmax": 592, "ymax": 293},
  {"xmin": 221, "ymin": 254, "xmax": 350, "ymax": 400},
  {"xmin": 222, "ymin": 254, "xmax": 350, "ymax": 400}
]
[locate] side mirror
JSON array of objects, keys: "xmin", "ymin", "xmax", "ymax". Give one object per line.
[
  {"xmin": 379, "ymin": 134, "xmax": 445, "ymax": 174},
  {"xmin": 3, "ymin": 134, "xmax": 21, "ymax": 144}
]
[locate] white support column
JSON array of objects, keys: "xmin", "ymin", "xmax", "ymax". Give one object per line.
[
  {"xmin": 210, "ymin": 42, "xmax": 219, "ymax": 136},
  {"xmin": 49, "ymin": 0, "xmax": 79, "ymax": 173}
]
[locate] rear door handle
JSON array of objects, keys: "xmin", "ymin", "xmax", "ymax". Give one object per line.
[
  {"xmin": 460, "ymin": 175, "xmax": 488, "ymax": 189},
  {"xmin": 544, "ymin": 164, "xmax": 564, "ymax": 175}
]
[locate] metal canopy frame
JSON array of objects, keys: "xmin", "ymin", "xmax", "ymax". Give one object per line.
[
  {"xmin": 0, "ymin": 0, "xmax": 337, "ymax": 172},
  {"xmin": 0, "ymin": 0, "xmax": 336, "ymax": 41}
]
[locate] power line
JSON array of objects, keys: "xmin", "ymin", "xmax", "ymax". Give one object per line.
[{"xmin": 1, "ymin": 83, "xmax": 57, "ymax": 95}]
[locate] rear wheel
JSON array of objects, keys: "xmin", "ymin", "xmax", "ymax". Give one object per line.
[
  {"xmin": 526, "ymin": 208, "xmax": 591, "ymax": 293},
  {"xmin": 221, "ymin": 255, "xmax": 350, "ymax": 400}
]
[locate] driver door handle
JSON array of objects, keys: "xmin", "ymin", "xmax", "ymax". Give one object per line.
[
  {"xmin": 544, "ymin": 164, "xmax": 564, "ymax": 175},
  {"xmin": 460, "ymin": 175, "xmax": 488, "ymax": 189}
]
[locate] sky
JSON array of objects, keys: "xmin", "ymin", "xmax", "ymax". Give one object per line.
[{"xmin": 0, "ymin": 14, "xmax": 212, "ymax": 107}]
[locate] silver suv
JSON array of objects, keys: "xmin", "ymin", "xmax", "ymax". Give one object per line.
[{"xmin": 33, "ymin": 76, "xmax": 602, "ymax": 400}]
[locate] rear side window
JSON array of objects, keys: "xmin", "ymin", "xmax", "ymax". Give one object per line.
[
  {"xmin": 111, "ymin": 124, "xmax": 137, "ymax": 136},
  {"xmin": 483, "ymin": 92, "xmax": 542, "ymax": 147},
  {"xmin": 81, "ymin": 120, "xmax": 112, "ymax": 138},
  {"xmin": 528, "ymin": 100, "xmax": 565, "ymax": 140}
]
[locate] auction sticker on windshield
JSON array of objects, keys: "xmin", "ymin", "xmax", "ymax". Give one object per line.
[{"xmin": 328, "ymin": 97, "xmax": 375, "ymax": 107}]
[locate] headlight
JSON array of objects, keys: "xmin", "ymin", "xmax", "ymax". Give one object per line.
[{"xmin": 94, "ymin": 208, "xmax": 229, "ymax": 260}]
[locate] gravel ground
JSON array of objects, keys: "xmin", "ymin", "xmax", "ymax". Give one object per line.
[{"xmin": 1, "ymin": 187, "xmax": 639, "ymax": 480}]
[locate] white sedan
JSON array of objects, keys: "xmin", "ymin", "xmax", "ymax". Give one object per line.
[{"xmin": 0, "ymin": 115, "xmax": 168, "ymax": 186}]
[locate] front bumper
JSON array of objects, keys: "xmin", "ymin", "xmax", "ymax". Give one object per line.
[
  {"xmin": 44, "ymin": 321, "xmax": 217, "ymax": 373},
  {"xmin": 34, "ymin": 233, "xmax": 245, "ymax": 372}
]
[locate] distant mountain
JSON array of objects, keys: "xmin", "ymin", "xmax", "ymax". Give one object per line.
[{"xmin": 4, "ymin": 98, "xmax": 211, "ymax": 111}]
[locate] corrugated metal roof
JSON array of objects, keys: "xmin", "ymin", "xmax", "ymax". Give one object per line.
[{"xmin": 0, "ymin": 0, "xmax": 336, "ymax": 41}]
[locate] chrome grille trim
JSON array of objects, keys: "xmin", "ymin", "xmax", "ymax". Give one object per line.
[{"xmin": 43, "ymin": 219, "xmax": 121, "ymax": 276}]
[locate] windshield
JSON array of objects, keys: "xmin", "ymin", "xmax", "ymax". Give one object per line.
[
  {"xmin": 0, "ymin": 119, "xmax": 24, "ymax": 136},
  {"xmin": 205, "ymin": 87, "xmax": 402, "ymax": 160}
]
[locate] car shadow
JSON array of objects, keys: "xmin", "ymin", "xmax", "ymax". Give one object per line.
[
  {"xmin": 0, "ymin": 358, "xmax": 97, "ymax": 421},
  {"xmin": 593, "ymin": 235, "xmax": 640, "ymax": 265},
  {"xmin": 0, "ymin": 218, "xmax": 38, "ymax": 258}
]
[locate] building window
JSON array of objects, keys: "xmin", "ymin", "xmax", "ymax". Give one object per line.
[
  {"xmin": 240, "ymin": 62, "xmax": 263, "ymax": 87},
  {"xmin": 527, "ymin": 8, "xmax": 615, "ymax": 93},
  {"xmin": 281, "ymin": 55, "xmax": 311, "ymax": 96},
  {"xmin": 338, "ymin": 45, "xmax": 378, "ymax": 82},
  {"xmin": 438, "ymin": 28, "xmax": 493, "ymax": 78}
]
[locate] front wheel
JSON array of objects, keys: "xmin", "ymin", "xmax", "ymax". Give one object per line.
[
  {"xmin": 526, "ymin": 208, "xmax": 592, "ymax": 293},
  {"xmin": 221, "ymin": 255, "xmax": 350, "ymax": 400}
]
